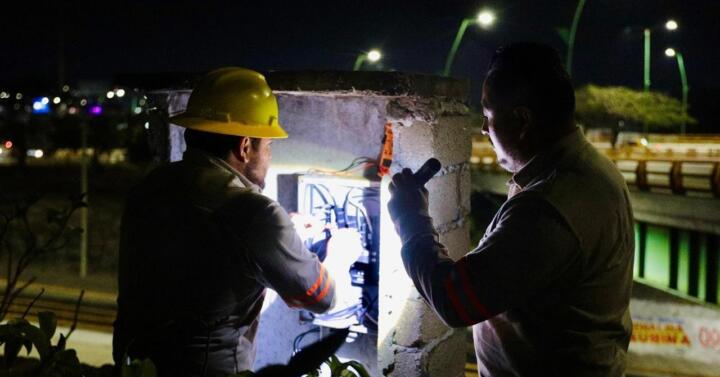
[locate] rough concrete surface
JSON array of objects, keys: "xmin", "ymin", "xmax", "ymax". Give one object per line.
[
  {"xmin": 438, "ymin": 223, "xmax": 472, "ymax": 261},
  {"xmin": 393, "ymin": 298, "xmax": 450, "ymax": 348}
]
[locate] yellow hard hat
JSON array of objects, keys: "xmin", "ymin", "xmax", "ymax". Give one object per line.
[{"xmin": 170, "ymin": 67, "xmax": 288, "ymax": 138}]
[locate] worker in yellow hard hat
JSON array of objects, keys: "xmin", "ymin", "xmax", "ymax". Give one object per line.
[{"xmin": 112, "ymin": 68, "xmax": 337, "ymax": 376}]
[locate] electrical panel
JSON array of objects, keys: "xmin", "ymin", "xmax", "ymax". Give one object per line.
[{"xmin": 278, "ymin": 174, "xmax": 380, "ymax": 335}]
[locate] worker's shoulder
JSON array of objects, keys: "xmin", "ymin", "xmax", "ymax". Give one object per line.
[
  {"xmin": 220, "ymin": 188, "xmax": 290, "ymax": 223},
  {"xmin": 534, "ymin": 144, "xmax": 627, "ymax": 205}
]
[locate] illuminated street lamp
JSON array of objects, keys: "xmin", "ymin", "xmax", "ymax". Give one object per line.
[
  {"xmin": 665, "ymin": 48, "xmax": 689, "ymax": 134},
  {"xmin": 353, "ymin": 49, "xmax": 382, "ymax": 71},
  {"xmin": 443, "ymin": 9, "xmax": 496, "ymax": 77},
  {"xmin": 644, "ymin": 19, "xmax": 679, "ymax": 92}
]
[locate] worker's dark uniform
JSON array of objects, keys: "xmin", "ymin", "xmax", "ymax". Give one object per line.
[
  {"xmin": 394, "ymin": 129, "xmax": 634, "ymax": 376},
  {"xmin": 113, "ymin": 149, "xmax": 335, "ymax": 376}
]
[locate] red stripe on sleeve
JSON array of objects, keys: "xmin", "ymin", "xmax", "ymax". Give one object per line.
[
  {"xmin": 444, "ymin": 275, "xmax": 474, "ymax": 326},
  {"xmin": 456, "ymin": 257, "xmax": 493, "ymax": 319}
]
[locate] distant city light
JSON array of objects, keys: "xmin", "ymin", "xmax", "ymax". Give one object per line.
[
  {"xmin": 665, "ymin": 19, "xmax": 678, "ymax": 31},
  {"xmin": 144, "ymin": 122, "xmax": 150, "ymax": 130},
  {"xmin": 32, "ymin": 97, "xmax": 50, "ymax": 114},
  {"xmin": 4, "ymin": 140, "xmax": 12, "ymax": 149},
  {"xmin": 106, "ymin": 91, "xmax": 115, "ymax": 99},
  {"xmin": 0, "ymin": 92, "xmax": 8, "ymax": 99},
  {"xmin": 68, "ymin": 106, "xmax": 78, "ymax": 115},
  {"xmin": 27, "ymin": 149, "xmax": 44, "ymax": 158},
  {"xmin": 138, "ymin": 99, "xmax": 146, "ymax": 106},
  {"xmin": 62, "ymin": 85, "xmax": 70, "ymax": 92},
  {"xmin": 53, "ymin": 96, "xmax": 61, "ymax": 104},
  {"xmin": 665, "ymin": 48, "xmax": 677, "ymax": 57},
  {"xmin": 477, "ymin": 10, "xmax": 496, "ymax": 28},
  {"xmin": 367, "ymin": 49, "xmax": 382, "ymax": 62},
  {"xmin": 80, "ymin": 99, "xmax": 88, "ymax": 106},
  {"xmin": 116, "ymin": 88, "xmax": 126, "ymax": 97},
  {"xmin": 15, "ymin": 93, "xmax": 23, "ymax": 100},
  {"xmin": 133, "ymin": 107, "xmax": 142, "ymax": 114},
  {"xmin": 90, "ymin": 105, "xmax": 103, "ymax": 115}
]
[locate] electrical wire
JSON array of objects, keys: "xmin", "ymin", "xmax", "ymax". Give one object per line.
[{"xmin": 293, "ymin": 327, "xmax": 320, "ymax": 355}]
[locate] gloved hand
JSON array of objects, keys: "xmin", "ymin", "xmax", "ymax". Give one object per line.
[{"xmin": 388, "ymin": 168, "xmax": 433, "ymax": 242}]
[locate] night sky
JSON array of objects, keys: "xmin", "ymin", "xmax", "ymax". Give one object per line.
[{"xmin": 3, "ymin": 0, "xmax": 719, "ymax": 130}]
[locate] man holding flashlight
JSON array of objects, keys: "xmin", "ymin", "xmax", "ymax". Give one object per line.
[{"xmin": 388, "ymin": 43, "xmax": 634, "ymax": 376}]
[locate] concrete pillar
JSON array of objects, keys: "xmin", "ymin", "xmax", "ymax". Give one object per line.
[{"xmin": 379, "ymin": 99, "xmax": 472, "ymax": 377}]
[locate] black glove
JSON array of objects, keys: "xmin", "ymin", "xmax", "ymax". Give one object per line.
[{"xmin": 388, "ymin": 168, "xmax": 434, "ymax": 242}]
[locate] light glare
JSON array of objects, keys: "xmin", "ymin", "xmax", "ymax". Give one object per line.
[
  {"xmin": 53, "ymin": 97, "xmax": 61, "ymax": 104},
  {"xmin": 665, "ymin": 48, "xmax": 676, "ymax": 57},
  {"xmin": 106, "ymin": 91, "xmax": 115, "ymax": 99},
  {"xmin": 367, "ymin": 49, "xmax": 382, "ymax": 62},
  {"xmin": 665, "ymin": 20, "xmax": 678, "ymax": 31},
  {"xmin": 116, "ymin": 88, "xmax": 126, "ymax": 97},
  {"xmin": 477, "ymin": 10, "xmax": 496, "ymax": 27}
]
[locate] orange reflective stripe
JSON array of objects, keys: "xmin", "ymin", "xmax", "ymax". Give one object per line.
[
  {"xmin": 287, "ymin": 265, "xmax": 332, "ymax": 308},
  {"xmin": 305, "ymin": 264, "xmax": 326, "ymax": 297},
  {"xmin": 312, "ymin": 276, "xmax": 333, "ymax": 304},
  {"xmin": 457, "ymin": 258, "xmax": 492, "ymax": 319},
  {"xmin": 444, "ymin": 274, "xmax": 474, "ymax": 326}
]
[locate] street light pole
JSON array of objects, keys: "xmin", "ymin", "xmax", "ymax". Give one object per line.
[
  {"xmin": 353, "ymin": 49, "xmax": 382, "ymax": 71},
  {"xmin": 353, "ymin": 55, "xmax": 367, "ymax": 71},
  {"xmin": 443, "ymin": 18, "xmax": 474, "ymax": 77},
  {"xmin": 676, "ymin": 52, "xmax": 689, "ymax": 134},
  {"xmin": 566, "ymin": 0, "xmax": 587, "ymax": 76},
  {"xmin": 644, "ymin": 28, "xmax": 651, "ymax": 92},
  {"xmin": 666, "ymin": 48, "xmax": 689, "ymax": 134},
  {"xmin": 443, "ymin": 10, "xmax": 495, "ymax": 77}
]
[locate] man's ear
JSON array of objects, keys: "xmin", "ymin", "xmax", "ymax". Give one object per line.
[
  {"xmin": 513, "ymin": 107, "xmax": 533, "ymax": 140},
  {"xmin": 231, "ymin": 136, "xmax": 253, "ymax": 163}
]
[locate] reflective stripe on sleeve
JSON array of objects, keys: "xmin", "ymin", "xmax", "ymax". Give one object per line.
[
  {"xmin": 286, "ymin": 264, "xmax": 333, "ymax": 308},
  {"xmin": 456, "ymin": 257, "xmax": 493, "ymax": 319},
  {"xmin": 443, "ymin": 274, "xmax": 474, "ymax": 326}
]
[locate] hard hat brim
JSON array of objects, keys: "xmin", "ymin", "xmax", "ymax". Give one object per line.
[{"xmin": 169, "ymin": 115, "xmax": 288, "ymax": 139}]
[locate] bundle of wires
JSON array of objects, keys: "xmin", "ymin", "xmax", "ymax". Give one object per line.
[{"xmin": 292, "ymin": 327, "xmax": 320, "ymax": 355}]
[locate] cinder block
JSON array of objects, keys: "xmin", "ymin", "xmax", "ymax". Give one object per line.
[
  {"xmin": 426, "ymin": 172, "xmax": 464, "ymax": 225},
  {"xmin": 394, "ymin": 298, "xmax": 450, "ymax": 347},
  {"xmin": 438, "ymin": 224, "xmax": 472, "ymax": 260},
  {"xmin": 431, "ymin": 116, "xmax": 473, "ymax": 167},
  {"xmin": 458, "ymin": 168, "xmax": 472, "ymax": 211},
  {"xmin": 390, "ymin": 348, "xmax": 423, "ymax": 377},
  {"xmin": 391, "ymin": 121, "xmax": 435, "ymax": 174},
  {"xmin": 425, "ymin": 330, "xmax": 467, "ymax": 377}
]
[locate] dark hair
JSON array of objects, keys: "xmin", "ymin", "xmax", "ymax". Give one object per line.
[
  {"xmin": 183, "ymin": 128, "xmax": 259, "ymax": 159},
  {"xmin": 484, "ymin": 42, "xmax": 575, "ymax": 130}
]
